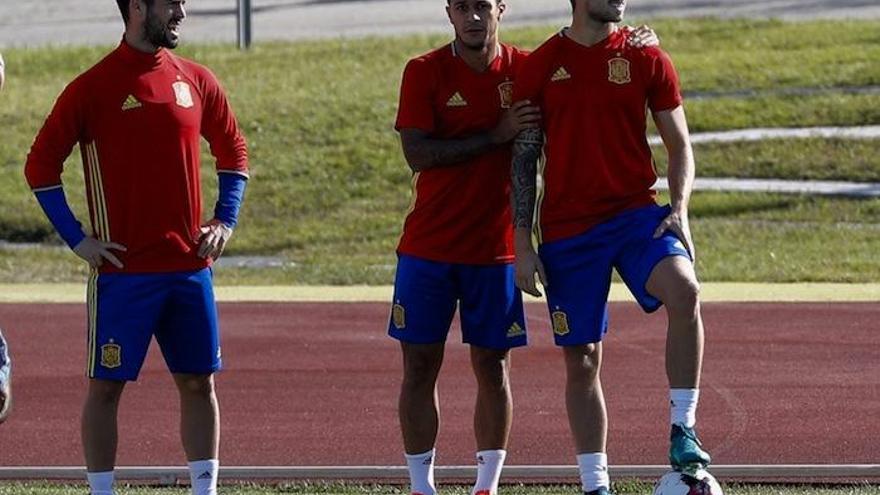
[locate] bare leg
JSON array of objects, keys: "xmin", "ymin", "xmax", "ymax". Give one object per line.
[
  {"xmin": 646, "ymin": 256, "xmax": 703, "ymax": 389},
  {"xmin": 562, "ymin": 343, "xmax": 606, "ymax": 454},
  {"xmin": 173, "ymin": 373, "xmax": 219, "ymax": 461},
  {"xmin": 82, "ymin": 379, "xmax": 126, "ymax": 472},
  {"xmin": 470, "ymin": 346, "xmax": 512, "ymax": 451},
  {"xmin": 399, "ymin": 342, "xmax": 445, "ymax": 454}
]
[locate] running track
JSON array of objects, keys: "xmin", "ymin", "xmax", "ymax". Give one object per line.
[{"xmin": 0, "ymin": 302, "xmax": 877, "ymax": 468}]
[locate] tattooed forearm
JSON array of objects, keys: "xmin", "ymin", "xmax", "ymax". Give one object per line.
[
  {"xmin": 511, "ymin": 128, "xmax": 543, "ymax": 229},
  {"xmin": 400, "ymin": 129, "xmax": 494, "ymax": 172}
]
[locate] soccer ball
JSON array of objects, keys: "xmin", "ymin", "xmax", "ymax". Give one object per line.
[{"xmin": 652, "ymin": 469, "xmax": 723, "ymax": 495}]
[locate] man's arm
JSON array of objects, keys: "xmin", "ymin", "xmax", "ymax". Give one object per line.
[
  {"xmin": 0, "ymin": 330, "xmax": 11, "ymax": 424},
  {"xmin": 511, "ymin": 127, "xmax": 547, "ymax": 297},
  {"xmin": 24, "ymin": 82, "xmax": 125, "ymax": 269},
  {"xmin": 199, "ymin": 68, "xmax": 249, "ymax": 260},
  {"xmin": 400, "ymin": 100, "xmax": 540, "ymax": 172},
  {"xmin": 652, "ymin": 105, "xmax": 696, "ymax": 258}
]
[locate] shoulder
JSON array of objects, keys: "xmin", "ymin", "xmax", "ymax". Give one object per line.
[
  {"xmin": 404, "ymin": 45, "xmax": 449, "ymax": 73},
  {"xmin": 172, "ymin": 54, "xmax": 221, "ymax": 86}
]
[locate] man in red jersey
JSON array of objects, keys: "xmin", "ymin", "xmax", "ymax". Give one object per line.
[
  {"xmin": 24, "ymin": 1, "xmax": 248, "ymax": 494},
  {"xmin": 390, "ymin": 2, "xmax": 656, "ymax": 494},
  {"xmin": 390, "ymin": 2, "xmax": 537, "ymax": 493},
  {"xmin": 510, "ymin": 1, "xmax": 710, "ymax": 494}
]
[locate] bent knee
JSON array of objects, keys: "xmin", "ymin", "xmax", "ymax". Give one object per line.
[{"xmin": 663, "ymin": 278, "xmax": 701, "ymax": 314}]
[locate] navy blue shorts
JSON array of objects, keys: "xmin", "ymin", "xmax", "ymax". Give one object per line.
[
  {"xmin": 388, "ymin": 254, "xmax": 527, "ymax": 350},
  {"xmin": 538, "ymin": 204, "xmax": 691, "ymax": 346},
  {"xmin": 86, "ymin": 268, "xmax": 221, "ymax": 381}
]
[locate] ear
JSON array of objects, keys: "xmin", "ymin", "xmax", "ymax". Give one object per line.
[
  {"xmin": 498, "ymin": 0, "xmax": 507, "ymax": 17},
  {"xmin": 129, "ymin": 0, "xmax": 146, "ymax": 22}
]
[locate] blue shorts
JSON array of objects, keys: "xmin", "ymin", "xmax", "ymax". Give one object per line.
[
  {"xmin": 388, "ymin": 254, "xmax": 527, "ymax": 350},
  {"xmin": 86, "ymin": 268, "xmax": 221, "ymax": 381},
  {"xmin": 538, "ymin": 204, "xmax": 691, "ymax": 346}
]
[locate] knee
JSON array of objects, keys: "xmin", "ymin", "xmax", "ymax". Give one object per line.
[
  {"xmin": 563, "ymin": 344, "xmax": 601, "ymax": 384},
  {"xmin": 402, "ymin": 351, "xmax": 442, "ymax": 389},
  {"xmin": 663, "ymin": 277, "xmax": 701, "ymax": 316},
  {"xmin": 472, "ymin": 349, "xmax": 509, "ymax": 389},
  {"xmin": 87, "ymin": 380, "xmax": 125, "ymax": 406},
  {"xmin": 176, "ymin": 374, "xmax": 215, "ymax": 398}
]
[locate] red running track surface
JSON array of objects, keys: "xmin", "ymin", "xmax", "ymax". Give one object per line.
[{"xmin": 0, "ymin": 302, "xmax": 877, "ymax": 467}]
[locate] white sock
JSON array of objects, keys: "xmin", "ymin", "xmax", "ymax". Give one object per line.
[
  {"xmin": 576, "ymin": 452, "xmax": 609, "ymax": 492},
  {"xmin": 405, "ymin": 449, "xmax": 437, "ymax": 495},
  {"xmin": 472, "ymin": 449, "xmax": 507, "ymax": 495},
  {"xmin": 86, "ymin": 470, "xmax": 115, "ymax": 495},
  {"xmin": 188, "ymin": 459, "xmax": 219, "ymax": 495},
  {"xmin": 670, "ymin": 388, "xmax": 700, "ymax": 427}
]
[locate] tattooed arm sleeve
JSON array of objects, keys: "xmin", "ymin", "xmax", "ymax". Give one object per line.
[
  {"xmin": 511, "ymin": 128, "xmax": 544, "ymax": 229},
  {"xmin": 399, "ymin": 128, "xmax": 496, "ymax": 172}
]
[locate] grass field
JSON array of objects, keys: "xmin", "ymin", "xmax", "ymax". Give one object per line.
[
  {"xmin": 1, "ymin": 482, "xmax": 879, "ymax": 495},
  {"xmin": 0, "ymin": 18, "xmax": 878, "ymax": 284}
]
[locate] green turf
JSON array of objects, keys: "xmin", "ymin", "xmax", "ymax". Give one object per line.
[
  {"xmin": 0, "ymin": 19, "xmax": 878, "ymax": 284},
  {"xmin": 652, "ymin": 139, "xmax": 880, "ymax": 182},
  {"xmin": 1, "ymin": 482, "xmax": 879, "ymax": 495},
  {"xmin": 3, "ymin": 191, "xmax": 878, "ymax": 284}
]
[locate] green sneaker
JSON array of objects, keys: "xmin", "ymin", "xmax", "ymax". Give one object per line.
[{"xmin": 669, "ymin": 423, "xmax": 711, "ymax": 472}]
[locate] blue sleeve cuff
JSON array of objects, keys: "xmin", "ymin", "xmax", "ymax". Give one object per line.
[
  {"xmin": 34, "ymin": 187, "xmax": 86, "ymax": 248},
  {"xmin": 214, "ymin": 172, "xmax": 248, "ymax": 229}
]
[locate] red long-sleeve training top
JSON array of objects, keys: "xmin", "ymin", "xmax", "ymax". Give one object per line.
[{"xmin": 25, "ymin": 40, "xmax": 248, "ymax": 273}]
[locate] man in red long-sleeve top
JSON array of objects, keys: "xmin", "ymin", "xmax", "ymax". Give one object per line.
[{"xmin": 24, "ymin": 1, "xmax": 248, "ymax": 494}]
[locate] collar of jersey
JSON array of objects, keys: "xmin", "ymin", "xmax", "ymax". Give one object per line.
[{"xmin": 117, "ymin": 38, "xmax": 169, "ymax": 69}]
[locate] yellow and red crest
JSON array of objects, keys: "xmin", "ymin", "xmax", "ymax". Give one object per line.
[
  {"xmin": 101, "ymin": 342, "xmax": 122, "ymax": 369},
  {"xmin": 498, "ymin": 81, "xmax": 514, "ymax": 109},
  {"xmin": 607, "ymin": 57, "xmax": 632, "ymax": 85},
  {"xmin": 392, "ymin": 303, "xmax": 406, "ymax": 329},
  {"xmin": 551, "ymin": 311, "xmax": 570, "ymax": 336}
]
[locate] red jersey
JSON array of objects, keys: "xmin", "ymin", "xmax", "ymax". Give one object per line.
[
  {"xmin": 513, "ymin": 29, "xmax": 682, "ymax": 243},
  {"xmin": 25, "ymin": 41, "xmax": 248, "ymax": 273},
  {"xmin": 395, "ymin": 43, "xmax": 528, "ymax": 265}
]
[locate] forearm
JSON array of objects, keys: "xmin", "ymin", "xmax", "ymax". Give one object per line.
[
  {"xmin": 510, "ymin": 128, "xmax": 543, "ymax": 231},
  {"xmin": 33, "ymin": 186, "xmax": 86, "ymax": 248},
  {"xmin": 403, "ymin": 133, "xmax": 496, "ymax": 171},
  {"xmin": 214, "ymin": 172, "xmax": 248, "ymax": 228},
  {"xmin": 666, "ymin": 143, "xmax": 695, "ymax": 212}
]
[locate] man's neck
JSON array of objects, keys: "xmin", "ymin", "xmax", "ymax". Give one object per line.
[
  {"xmin": 124, "ymin": 30, "xmax": 160, "ymax": 54},
  {"xmin": 567, "ymin": 12, "xmax": 617, "ymax": 47},
  {"xmin": 454, "ymin": 38, "xmax": 500, "ymax": 73}
]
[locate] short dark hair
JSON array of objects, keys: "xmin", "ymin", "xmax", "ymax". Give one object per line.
[{"xmin": 116, "ymin": 0, "xmax": 154, "ymax": 24}]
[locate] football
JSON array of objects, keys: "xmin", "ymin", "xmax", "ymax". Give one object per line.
[{"xmin": 652, "ymin": 469, "xmax": 724, "ymax": 495}]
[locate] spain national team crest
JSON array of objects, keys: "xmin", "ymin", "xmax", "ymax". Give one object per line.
[
  {"xmin": 392, "ymin": 303, "xmax": 406, "ymax": 329},
  {"xmin": 607, "ymin": 57, "xmax": 632, "ymax": 85},
  {"xmin": 551, "ymin": 310, "xmax": 570, "ymax": 336},
  {"xmin": 498, "ymin": 81, "xmax": 513, "ymax": 109},
  {"xmin": 172, "ymin": 81, "xmax": 194, "ymax": 108},
  {"xmin": 101, "ymin": 342, "xmax": 122, "ymax": 369}
]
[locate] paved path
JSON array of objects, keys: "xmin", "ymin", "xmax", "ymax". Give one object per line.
[{"xmin": 1, "ymin": 0, "xmax": 879, "ymax": 47}]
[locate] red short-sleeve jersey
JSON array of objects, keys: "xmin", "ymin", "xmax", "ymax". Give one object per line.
[
  {"xmin": 395, "ymin": 43, "xmax": 529, "ymax": 264},
  {"xmin": 513, "ymin": 29, "xmax": 683, "ymax": 243}
]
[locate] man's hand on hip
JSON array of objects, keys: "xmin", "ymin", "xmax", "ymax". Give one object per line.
[
  {"xmin": 654, "ymin": 208, "xmax": 696, "ymax": 260},
  {"xmin": 198, "ymin": 219, "xmax": 233, "ymax": 260},
  {"xmin": 73, "ymin": 237, "xmax": 126, "ymax": 269}
]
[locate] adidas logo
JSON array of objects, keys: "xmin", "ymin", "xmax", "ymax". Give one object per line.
[
  {"xmin": 121, "ymin": 95, "xmax": 142, "ymax": 111},
  {"xmin": 422, "ymin": 456, "xmax": 433, "ymax": 465},
  {"xmin": 446, "ymin": 92, "xmax": 468, "ymax": 107},
  {"xmin": 551, "ymin": 67, "xmax": 571, "ymax": 82},
  {"xmin": 197, "ymin": 471, "xmax": 213, "ymax": 480},
  {"xmin": 507, "ymin": 322, "xmax": 525, "ymax": 338}
]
